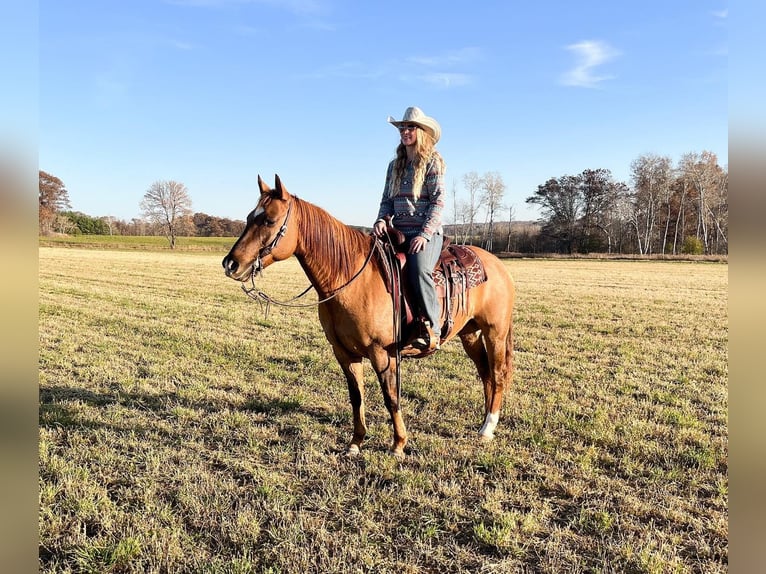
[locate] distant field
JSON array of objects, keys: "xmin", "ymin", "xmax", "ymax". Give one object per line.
[
  {"xmin": 39, "ymin": 234, "xmax": 237, "ymax": 251},
  {"xmin": 39, "ymin": 247, "xmax": 728, "ymax": 573}
]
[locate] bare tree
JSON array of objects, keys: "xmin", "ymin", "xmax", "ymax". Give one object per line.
[
  {"xmin": 605, "ymin": 190, "xmax": 634, "ymax": 254},
  {"xmin": 505, "ymin": 204, "xmax": 515, "ymax": 252},
  {"xmin": 630, "ymin": 154, "xmax": 673, "ymax": 255},
  {"xmin": 678, "ymin": 151, "xmax": 725, "ymax": 254},
  {"xmin": 53, "ymin": 213, "xmax": 77, "ymax": 235},
  {"xmin": 480, "ymin": 171, "xmax": 506, "ymax": 252},
  {"xmin": 140, "ymin": 180, "xmax": 193, "ymax": 249},
  {"xmin": 450, "ymin": 179, "xmax": 459, "ymax": 227},
  {"xmin": 462, "ymin": 172, "xmax": 482, "ymax": 245},
  {"xmin": 452, "ymin": 199, "xmax": 472, "ymax": 244},
  {"xmin": 100, "ymin": 216, "xmax": 116, "ymax": 235},
  {"xmin": 708, "ymin": 167, "xmax": 728, "ymax": 253}
]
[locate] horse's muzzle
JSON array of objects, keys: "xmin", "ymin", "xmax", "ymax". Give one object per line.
[
  {"xmin": 222, "ymin": 255, "xmax": 237, "ymax": 276},
  {"xmin": 223, "ymin": 256, "xmax": 246, "ymax": 279}
]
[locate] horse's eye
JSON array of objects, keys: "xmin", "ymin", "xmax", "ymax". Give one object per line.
[{"xmin": 251, "ymin": 211, "xmax": 276, "ymax": 227}]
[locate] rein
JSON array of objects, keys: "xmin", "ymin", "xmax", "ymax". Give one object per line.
[
  {"xmin": 379, "ymin": 228, "xmax": 404, "ymax": 406},
  {"xmin": 240, "ymin": 203, "xmax": 377, "ymax": 315}
]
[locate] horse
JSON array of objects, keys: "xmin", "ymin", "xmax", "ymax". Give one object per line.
[{"xmin": 222, "ymin": 175, "xmax": 515, "ymax": 458}]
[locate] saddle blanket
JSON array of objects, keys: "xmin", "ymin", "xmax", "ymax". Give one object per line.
[{"xmin": 433, "ymin": 244, "xmax": 487, "ymax": 298}]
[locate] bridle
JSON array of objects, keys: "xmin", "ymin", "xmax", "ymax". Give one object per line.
[
  {"xmin": 240, "ymin": 198, "xmax": 377, "ymax": 314},
  {"xmin": 249, "ymin": 198, "xmax": 293, "ymax": 278}
]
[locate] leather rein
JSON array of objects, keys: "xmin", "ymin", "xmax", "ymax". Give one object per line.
[{"xmin": 241, "ymin": 199, "xmax": 377, "ymax": 313}]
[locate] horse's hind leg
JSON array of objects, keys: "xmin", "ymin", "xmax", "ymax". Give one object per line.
[
  {"xmin": 460, "ymin": 321, "xmax": 511, "ymax": 441},
  {"xmin": 479, "ymin": 322, "xmax": 513, "ymax": 441},
  {"xmin": 458, "ymin": 326, "xmax": 496, "ymax": 440}
]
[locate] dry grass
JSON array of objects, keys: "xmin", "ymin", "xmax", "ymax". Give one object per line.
[{"xmin": 39, "ymin": 247, "xmax": 727, "ymax": 573}]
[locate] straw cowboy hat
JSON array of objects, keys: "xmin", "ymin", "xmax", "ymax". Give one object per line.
[{"xmin": 387, "ymin": 106, "xmax": 441, "ymax": 143}]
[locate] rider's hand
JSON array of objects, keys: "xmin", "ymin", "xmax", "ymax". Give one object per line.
[
  {"xmin": 373, "ymin": 220, "xmax": 388, "ymax": 237},
  {"xmin": 409, "ymin": 236, "xmax": 427, "ymax": 254}
]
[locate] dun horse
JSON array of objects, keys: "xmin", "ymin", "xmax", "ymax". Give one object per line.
[{"xmin": 223, "ymin": 175, "xmax": 515, "ymax": 457}]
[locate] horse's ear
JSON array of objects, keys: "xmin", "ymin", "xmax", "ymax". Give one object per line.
[
  {"xmin": 273, "ymin": 174, "xmax": 289, "ymax": 200},
  {"xmin": 257, "ymin": 174, "xmax": 271, "ymax": 195}
]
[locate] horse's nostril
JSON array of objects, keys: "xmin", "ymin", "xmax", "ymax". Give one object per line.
[{"xmin": 223, "ymin": 257, "xmax": 238, "ymax": 274}]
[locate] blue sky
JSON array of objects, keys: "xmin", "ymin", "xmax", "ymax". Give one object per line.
[{"xmin": 38, "ymin": 0, "xmax": 728, "ymax": 226}]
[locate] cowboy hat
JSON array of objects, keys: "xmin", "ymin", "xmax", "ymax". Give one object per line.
[{"xmin": 387, "ymin": 106, "xmax": 441, "ymax": 143}]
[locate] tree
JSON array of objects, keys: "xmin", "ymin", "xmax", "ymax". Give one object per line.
[
  {"xmin": 506, "ymin": 204, "xmax": 515, "ymax": 252},
  {"xmin": 479, "ymin": 172, "xmax": 506, "ymax": 252},
  {"xmin": 140, "ymin": 180, "xmax": 193, "ymax": 249},
  {"xmin": 39, "ymin": 171, "xmax": 71, "ymax": 234},
  {"xmin": 61, "ymin": 211, "xmax": 110, "ymax": 235},
  {"xmin": 708, "ymin": 167, "xmax": 728, "ymax": 254},
  {"xmin": 579, "ymin": 168, "xmax": 623, "ymax": 253},
  {"xmin": 461, "ymin": 172, "xmax": 482, "ymax": 245},
  {"xmin": 449, "ymin": 180, "xmax": 459, "ymax": 227},
  {"xmin": 526, "ymin": 169, "xmax": 625, "ymax": 253},
  {"xmin": 678, "ymin": 151, "xmax": 726, "ymax": 254},
  {"xmin": 53, "ymin": 213, "xmax": 77, "ymax": 235},
  {"xmin": 526, "ymin": 175, "xmax": 582, "ymax": 253},
  {"xmin": 101, "ymin": 216, "xmax": 116, "ymax": 235},
  {"xmin": 629, "ymin": 154, "xmax": 673, "ymax": 255}
]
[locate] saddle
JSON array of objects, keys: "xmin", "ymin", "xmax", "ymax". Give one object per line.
[{"xmin": 375, "ymin": 228, "xmax": 487, "ymax": 353}]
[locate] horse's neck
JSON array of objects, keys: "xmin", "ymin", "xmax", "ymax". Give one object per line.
[
  {"xmin": 292, "ymin": 208, "xmax": 375, "ymax": 298},
  {"xmin": 293, "ymin": 250, "xmax": 336, "ymax": 296}
]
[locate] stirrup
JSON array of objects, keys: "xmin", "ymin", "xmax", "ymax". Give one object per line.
[{"xmin": 413, "ymin": 321, "xmax": 439, "ymax": 351}]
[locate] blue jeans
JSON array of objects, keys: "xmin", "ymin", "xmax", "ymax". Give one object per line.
[{"xmin": 405, "ymin": 232, "xmax": 443, "ymax": 331}]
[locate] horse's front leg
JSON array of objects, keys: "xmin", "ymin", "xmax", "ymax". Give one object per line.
[
  {"xmin": 331, "ymin": 346, "xmax": 367, "ymax": 455},
  {"xmin": 370, "ymin": 348, "xmax": 408, "ymax": 457}
]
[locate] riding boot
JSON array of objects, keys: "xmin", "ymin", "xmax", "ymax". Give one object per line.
[
  {"xmin": 424, "ymin": 321, "xmax": 440, "ymax": 351},
  {"xmin": 412, "ymin": 320, "xmax": 440, "ymax": 351}
]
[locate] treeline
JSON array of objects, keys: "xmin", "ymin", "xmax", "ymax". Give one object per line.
[
  {"xmin": 527, "ymin": 152, "xmax": 727, "ymax": 255},
  {"xmin": 443, "ymin": 221, "xmax": 542, "ymax": 254},
  {"xmin": 50, "ymin": 211, "xmax": 245, "ymax": 238},
  {"xmin": 39, "ymin": 171, "xmax": 246, "ymax": 241},
  {"xmin": 448, "ymin": 150, "xmax": 727, "ymax": 255},
  {"xmin": 40, "ymin": 148, "xmax": 727, "ymax": 256}
]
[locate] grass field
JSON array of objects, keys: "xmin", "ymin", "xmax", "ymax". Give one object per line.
[
  {"xmin": 39, "ymin": 246, "xmax": 728, "ymax": 573},
  {"xmin": 38, "ymin": 234, "xmax": 237, "ymax": 251}
]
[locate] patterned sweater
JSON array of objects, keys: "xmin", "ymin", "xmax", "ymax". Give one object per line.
[{"xmin": 375, "ymin": 154, "xmax": 445, "ymax": 240}]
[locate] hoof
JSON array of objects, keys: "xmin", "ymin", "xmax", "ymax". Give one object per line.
[
  {"xmin": 478, "ymin": 432, "xmax": 495, "ymax": 443},
  {"xmin": 389, "ymin": 448, "xmax": 406, "ymax": 460},
  {"xmin": 346, "ymin": 444, "xmax": 361, "ymax": 457}
]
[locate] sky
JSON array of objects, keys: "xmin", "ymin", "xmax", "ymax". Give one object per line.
[{"xmin": 36, "ymin": 0, "xmax": 728, "ymax": 227}]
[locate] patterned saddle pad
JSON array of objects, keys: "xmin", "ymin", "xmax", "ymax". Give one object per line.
[{"xmin": 434, "ymin": 244, "xmax": 487, "ymax": 298}]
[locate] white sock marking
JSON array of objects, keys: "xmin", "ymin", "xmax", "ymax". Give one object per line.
[{"xmin": 479, "ymin": 412, "xmax": 500, "ymax": 438}]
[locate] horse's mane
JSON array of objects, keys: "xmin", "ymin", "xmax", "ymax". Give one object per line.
[{"xmin": 292, "ymin": 197, "xmax": 376, "ymax": 279}]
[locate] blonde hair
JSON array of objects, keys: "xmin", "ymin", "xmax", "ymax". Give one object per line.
[{"xmin": 387, "ymin": 129, "xmax": 444, "ymax": 201}]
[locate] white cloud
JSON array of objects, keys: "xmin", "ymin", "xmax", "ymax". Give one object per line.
[
  {"xmin": 403, "ymin": 47, "xmax": 479, "ymax": 89},
  {"xmin": 560, "ymin": 40, "xmax": 620, "ymax": 88},
  {"xmin": 297, "ymin": 61, "xmax": 385, "ymax": 81},
  {"xmin": 166, "ymin": 0, "xmax": 326, "ymax": 17},
  {"xmin": 407, "ymin": 47, "xmax": 481, "ymax": 68},
  {"xmin": 711, "ymin": 9, "xmax": 728, "ymax": 19},
  {"xmin": 171, "ymin": 40, "xmax": 194, "ymax": 50},
  {"xmin": 420, "ymin": 73, "xmax": 473, "ymax": 89}
]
